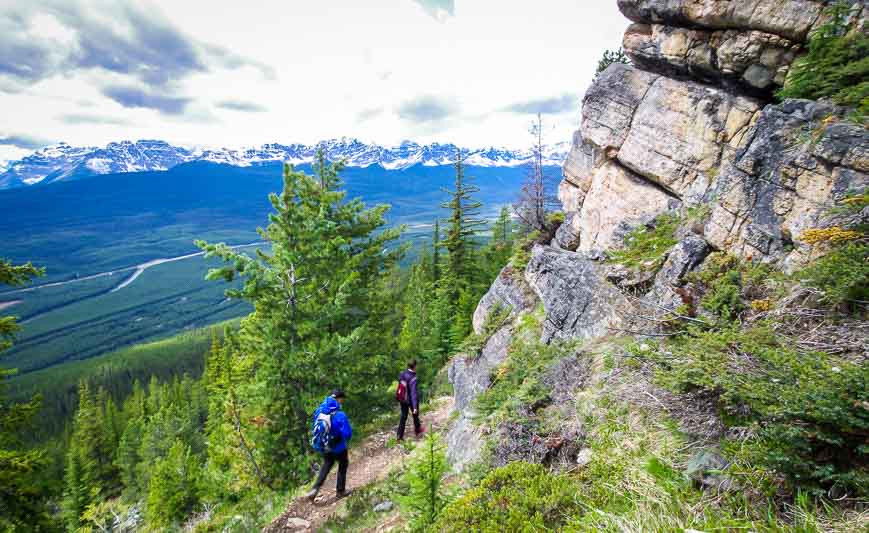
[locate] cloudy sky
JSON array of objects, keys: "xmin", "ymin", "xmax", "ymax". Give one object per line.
[{"xmin": 0, "ymin": 0, "xmax": 628, "ymax": 162}]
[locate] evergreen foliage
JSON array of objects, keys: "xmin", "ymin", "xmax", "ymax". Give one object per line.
[
  {"xmin": 778, "ymin": 1, "xmax": 869, "ymax": 120},
  {"xmin": 0, "ymin": 259, "xmax": 52, "ymax": 532},
  {"xmin": 146, "ymin": 439, "xmax": 201, "ymax": 527},
  {"xmin": 197, "ymin": 151, "xmax": 404, "ymax": 489},
  {"xmin": 606, "ymin": 212, "xmax": 680, "ymax": 271},
  {"xmin": 595, "ymin": 48, "xmax": 631, "ymax": 78},
  {"xmin": 399, "ymin": 432, "xmax": 452, "ymax": 530},
  {"xmin": 435, "ymin": 461, "xmax": 579, "ymax": 531}
]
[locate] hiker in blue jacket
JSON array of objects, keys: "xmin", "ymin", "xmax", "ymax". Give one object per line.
[
  {"xmin": 396, "ymin": 360, "xmax": 425, "ymax": 441},
  {"xmin": 305, "ymin": 389, "xmax": 353, "ymax": 502}
]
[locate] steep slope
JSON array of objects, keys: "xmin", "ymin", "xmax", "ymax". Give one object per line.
[{"xmin": 443, "ymin": 0, "xmax": 867, "ymax": 530}]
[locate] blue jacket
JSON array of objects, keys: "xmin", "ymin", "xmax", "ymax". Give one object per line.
[{"xmin": 312, "ymin": 396, "xmax": 352, "ymax": 454}]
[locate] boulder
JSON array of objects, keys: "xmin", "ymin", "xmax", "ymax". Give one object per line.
[
  {"xmin": 449, "ymin": 326, "xmax": 513, "ymax": 412},
  {"xmin": 446, "ymin": 325, "xmax": 515, "ymax": 470},
  {"xmin": 685, "ymin": 449, "xmax": 735, "ymax": 491},
  {"xmin": 373, "ymin": 501, "xmax": 394, "ymax": 513},
  {"xmin": 524, "ymin": 246, "xmax": 628, "ymax": 343},
  {"xmin": 617, "ymin": 0, "xmax": 825, "ymax": 42},
  {"xmin": 471, "ymin": 266, "xmax": 536, "ymax": 335},
  {"xmin": 623, "ymin": 23, "xmax": 799, "ymax": 93},
  {"xmin": 284, "ymin": 517, "xmax": 311, "ymax": 530},
  {"xmin": 553, "ymin": 212, "xmax": 581, "ymax": 251},
  {"xmin": 644, "ymin": 232, "xmax": 711, "ymax": 309}
]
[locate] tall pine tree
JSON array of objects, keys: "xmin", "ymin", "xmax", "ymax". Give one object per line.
[{"xmin": 197, "ymin": 150, "xmax": 403, "ymax": 488}]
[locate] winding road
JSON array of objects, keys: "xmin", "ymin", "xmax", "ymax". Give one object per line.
[{"xmin": 0, "ymin": 242, "xmax": 265, "ymax": 297}]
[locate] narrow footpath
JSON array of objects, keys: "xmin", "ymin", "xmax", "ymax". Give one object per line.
[{"xmin": 263, "ymin": 396, "xmax": 454, "ymax": 533}]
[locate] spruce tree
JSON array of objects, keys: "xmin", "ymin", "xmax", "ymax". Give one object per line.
[
  {"xmin": 0, "ymin": 259, "xmax": 51, "ymax": 531},
  {"xmin": 146, "ymin": 439, "xmax": 200, "ymax": 528},
  {"xmin": 436, "ymin": 150, "xmax": 486, "ymax": 347},
  {"xmin": 440, "ymin": 150, "xmax": 485, "ymax": 296},
  {"xmin": 62, "ymin": 381, "xmax": 115, "ymax": 529},
  {"xmin": 431, "ymin": 220, "xmax": 441, "ymax": 284},
  {"xmin": 197, "ymin": 150, "xmax": 403, "ymax": 488}
]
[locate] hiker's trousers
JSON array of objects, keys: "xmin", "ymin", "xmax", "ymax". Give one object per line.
[
  {"xmin": 397, "ymin": 402, "xmax": 421, "ymax": 440},
  {"xmin": 313, "ymin": 449, "xmax": 348, "ymax": 493}
]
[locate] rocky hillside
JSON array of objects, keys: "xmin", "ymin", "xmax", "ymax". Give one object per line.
[{"xmin": 443, "ymin": 0, "xmax": 867, "ymax": 529}]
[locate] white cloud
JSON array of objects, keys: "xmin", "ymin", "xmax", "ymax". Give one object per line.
[{"xmin": 1, "ymin": 0, "xmax": 629, "ymax": 152}]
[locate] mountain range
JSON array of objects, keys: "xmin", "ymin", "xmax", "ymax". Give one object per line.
[{"xmin": 0, "ymin": 138, "xmax": 569, "ymax": 189}]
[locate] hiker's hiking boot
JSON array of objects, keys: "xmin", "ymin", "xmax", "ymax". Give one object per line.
[
  {"xmin": 304, "ymin": 488, "xmax": 319, "ymax": 502},
  {"xmin": 415, "ymin": 425, "xmax": 427, "ymax": 439},
  {"xmin": 336, "ymin": 489, "xmax": 354, "ymax": 499}
]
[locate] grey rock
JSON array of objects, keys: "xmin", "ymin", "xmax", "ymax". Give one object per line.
[
  {"xmin": 445, "ymin": 412, "xmax": 485, "ymax": 472},
  {"xmin": 524, "ymin": 246, "xmax": 628, "ymax": 343},
  {"xmin": 472, "ymin": 266, "xmax": 537, "ymax": 335},
  {"xmin": 655, "ymin": 233, "xmax": 710, "ymax": 287},
  {"xmin": 704, "ymin": 100, "xmax": 869, "ymax": 267},
  {"xmin": 575, "ymin": 448, "xmax": 593, "ymax": 467},
  {"xmin": 617, "ymin": 0, "xmax": 825, "ymax": 42},
  {"xmin": 639, "ymin": 232, "xmax": 711, "ymax": 318},
  {"xmin": 623, "ymin": 23, "xmax": 799, "ymax": 92},
  {"xmin": 685, "ymin": 450, "xmax": 735, "ymax": 491},
  {"xmin": 449, "ymin": 326, "xmax": 512, "ymax": 414},
  {"xmin": 553, "ymin": 212, "xmax": 581, "ymax": 251},
  {"xmin": 373, "ymin": 500, "xmax": 394, "ymax": 513},
  {"xmin": 284, "ymin": 517, "xmax": 311, "ymax": 530}
]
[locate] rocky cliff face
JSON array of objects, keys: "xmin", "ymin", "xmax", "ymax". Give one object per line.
[{"xmin": 446, "ymin": 0, "xmax": 867, "ymax": 470}]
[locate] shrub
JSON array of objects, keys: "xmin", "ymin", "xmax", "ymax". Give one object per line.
[
  {"xmin": 607, "ymin": 213, "xmax": 680, "ymax": 271},
  {"xmin": 510, "ymin": 230, "xmax": 541, "ymax": 271},
  {"xmin": 778, "ymin": 1, "xmax": 869, "ymax": 121},
  {"xmin": 146, "ymin": 439, "xmax": 201, "ymax": 527},
  {"xmin": 799, "ymin": 242, "xmax": 869, "ymax": 307},
  {"xmin": 654, "ymin": 324, "xmax": 869, "ymax": 494},
  {"xmin": 798, "ymin": 192, "xmax": 869, "ymax": 308},
  {"xmin": 474, "ymin": 311, "xmax": 574, "ymax": 421},
  {"xmin": 685, "ymin": 253, "xmax": 780, "ymax": 321},
  {"xmin": 434, "ymin": 461, "xmax": 578, "ymax": 532},
  {"xmin": 459, "ymin": 303, "xmax": 511, "ymax": 360}
]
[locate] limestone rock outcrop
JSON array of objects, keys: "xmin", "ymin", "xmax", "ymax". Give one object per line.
[
  {"xmin": 472, "ymin": 266, "xmax": 537, "ymax": 334},
  {"xmin": 524, "ymin": 246, "xmax": 628, "ymax": 343},
  {"xmin": 704, "ymin": 100, "xmax": 869, "ymax": 268},
  {"xmin": 558, "ymin": 0, "xmax": 867, "ymax": 266},
  {"xmin": 445, "ymin": 0, "xmax": 868, "ymax": 471},
  {"xmin": 623, "ymin": 23, "xmax": 799, "ymax": 93}
]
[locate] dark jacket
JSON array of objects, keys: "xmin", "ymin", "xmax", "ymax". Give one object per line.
[
  {"xmin": 312, "ymin": 396, "xmax": 353, "ymax": 453},
  {"xmin": 399, "ymin": 369, "xmax": 419, "ymax": 410}
]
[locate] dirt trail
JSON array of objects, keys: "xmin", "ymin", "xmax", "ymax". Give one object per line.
[{"xmin": 263, "ymin": 397, "xmax": 455, "ymax": 533}]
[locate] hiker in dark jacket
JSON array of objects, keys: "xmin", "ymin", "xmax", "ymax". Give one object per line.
[
  {"xmin": 306, "ymin": 389, "xmax": 353, "ymax": 502},
  {"xmin": 397, "ymin": 360, "xmax": 425, "ymax": 441}
]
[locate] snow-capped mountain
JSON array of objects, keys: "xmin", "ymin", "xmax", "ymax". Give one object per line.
[{"xmin": 0, "ymin": 138, "xmax": 569, "ymax": 190}]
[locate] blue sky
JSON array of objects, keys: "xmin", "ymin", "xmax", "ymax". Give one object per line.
[{"xmin": 0, "ymin": 0, "xmax": 627, "ymax": 160}]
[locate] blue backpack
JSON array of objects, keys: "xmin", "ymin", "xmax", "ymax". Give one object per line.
[{"xmin": 311, "ymin": 411, "xmax": 335, "ymax": 453}]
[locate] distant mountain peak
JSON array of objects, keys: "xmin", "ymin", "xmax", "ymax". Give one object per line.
[{"xmin": 0, "ymin": 138, "xmax": 569, "ymax": 190}]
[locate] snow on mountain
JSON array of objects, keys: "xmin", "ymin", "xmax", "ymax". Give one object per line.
[{"xmin": 0, "ymin": 138, "xmax": 569, "ymax": 190}]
